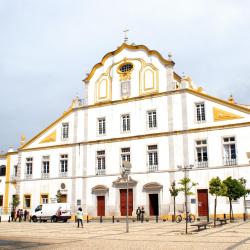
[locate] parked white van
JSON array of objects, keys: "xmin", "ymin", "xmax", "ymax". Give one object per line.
[{"xmin": 31, "ymin": 203, "xmax": 71, "ymax": 222}]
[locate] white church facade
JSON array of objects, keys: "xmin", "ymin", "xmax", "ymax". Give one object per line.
[{"xmin": 1, "ymin": 42, "xmax": 250, "ymax": 218}]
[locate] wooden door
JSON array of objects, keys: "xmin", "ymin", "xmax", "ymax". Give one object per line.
[
  {"xmin": 97, "ymin": 196, "xmax": 105, "ymax": 216},
  {"xmin": 197, "ymin": 189, "xmax": 208, "ymax": 216},
  {"xmin": 60, "ymin": 194, "xmax": 67, "ymax": 203},
  {"xmin": 120, "ymin": 189, "xmax": 133, "ymax": 216},
  {"xmin": 149, "ymin": 194, "xmax": 159, "ymax": 216}
]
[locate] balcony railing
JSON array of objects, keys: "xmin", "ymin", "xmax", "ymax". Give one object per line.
[
  {"xmin": 25, "ymin": 174, "xmax": 32, "ymax": 179},
  {"xmin": 223, "ymin": 157, "xmax": 237, "ymax": 166},
  {"xmin": 148, "ymin": 164, "xmax": 158, "ymax": 172},
  {"xmin": 59, "ymin": 171, "xmax": 68, "ymax": 177},
  {"xmin": 41, "ymin": 173, "xmax": 50, "ymax": 179},
  {"xmin": 195, "ymin": 160, "xmax": 208, "ymax": 168},
  {"xmin": 96, "ymin": 169, "xmax": 106, "ymax": 175}
]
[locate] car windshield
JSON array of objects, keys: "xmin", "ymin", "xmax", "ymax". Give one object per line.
[{"xmin": 35, "ymin": 205, "xmax": 42, "ymax": 212}]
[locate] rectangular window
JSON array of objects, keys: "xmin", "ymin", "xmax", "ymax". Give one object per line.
[
  {"xmin": 0, "ymin": 165, "xmax": 6, "ymax": 176},
  {"xmin": 96, "ymin": 150, "xmax": 105, "ymax": 175},
  {"xmin": 24, "ymin": 195, "xmax": 31, "ymax": 208},
  {"xmin": 60, "ymin": 154, "xmax": 68, "ymax": 177},
  {"xmin": 25, "ymin": 157, "xmax": 33, "ymax": 179},
  {"xmin": 42, "ymin": 156, "xmax": 50, "ymax": 178},
  {"xmin": 121, "ymin": 147, "xmax": 131, "ymax": 162},
  {"xmin": 223, "ymin": 137, "xmax": 237, "ymax": 166},
  {"xmin": 195, "ymin": 140, "xmax": 208, "ymax": 168},
  {"xmin": 121, "ymin": 114, "xmax": 130, "ymax": 132},
  {"xmin": 0, "ymin": 195, "xmax": 3, "ymax": 206},
  {"xmin": 147, "ymin": 110, "xmax": 157, "ymax": 129},
  {"xmin": 41, "ymin": 194, "xmax": 49, "ymax": 204},
  {"xmin": 62, "ymin": 123, "xmax": 69, "ymax": 139},
  {"xmin": 98, "ymin": 118, "xmax": 106, "ymax": 135},
  {"xmin": 121, "ymin": 81, "xmax": 131, "ymax": 97},
  {"xmin": 195, "ymin": 102, "xmax": 206, "ymax": 122},
  {"xmin": 14, "ymin": 165, "xmax": 18, "ymax": 177},
  {"xmin": 147, "ymin": 145, "xmax": 158, "ymax": 172}
]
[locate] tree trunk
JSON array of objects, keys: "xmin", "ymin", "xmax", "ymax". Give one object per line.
[
  {"xmin": 229, "ymin": 199, "xmax": 232, "ymax": 222},
  {"xmin": 174, "ymin": 196, "xmax": 176, "ymax": 220},
  {"xmin": 214, "ymin": 196, "xmax": 217, "ymax": 227}
]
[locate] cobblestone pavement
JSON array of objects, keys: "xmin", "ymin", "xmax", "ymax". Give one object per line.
[{"xmin": 0, "ymin": 220, "xmax": 250, "ymax": 249}]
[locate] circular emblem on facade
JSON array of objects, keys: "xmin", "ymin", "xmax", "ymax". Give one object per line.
[
  {"xmin": 118, "ymin": 62, "xmax": 134, "ymax": 73},
  {"xmin": 61, "ymin": 183, "xmax": 66, "ymax": 189}
]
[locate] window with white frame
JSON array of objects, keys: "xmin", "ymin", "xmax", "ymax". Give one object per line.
[
  {"xmin": 121, "ymin": 147, "xmax": 130, "ymax": 163},
  {"xmin": 42, "ymin": 156, "xmax": 50, "ymax": 178},
  {"xmin": 62, "ymin": 123, "xmax": 69, "ymax": 139},
  {"xmin": 147, "ymin": 145, "xmax": 158, "ymax": 172},
  {"xmin": 195, "ymin": 140, "xmax": 208, "ymax": 168},
  {"xmin": 25, "ymin": 157, "xmax": 33, "ymax": 178},
  {"xmin": 121, "ymin": 81, "xmax": 131, "ymax": 97},
  {"xmin": 121, "ymin": 114, "xmax": 130, "ymax": 132},
  {"xmin": 96, "ymin": 150, "xmax": 105, "ymax": 175},
  {"xmin": 24, "ymin": 195, "xmax": 31, "ymax": 208},
  {"xmin": 41, "ymin": 194, "xmax": 49, "ymax": 204},
  {"xmin": 195, "ymin": 102, "xmax": 206, "ymax": 122},
  {"xmin": 98, "ymin": 118, "xmax": 106, "ymax": 135},
  {"xmin": 60, "ymin": 154, "xmax": 68, "ymax": 176},
  {"xmin": 147, "ymin": 110, "xmax": 157, "ymax": 129},
  {"xmin": 223, "ymin": 137, "xmax": 237, "ymax": 166}
]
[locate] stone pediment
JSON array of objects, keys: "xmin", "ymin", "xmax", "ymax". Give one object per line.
[
  {"xmin": 143, "ymin": 182, "xmax": 163, "ymax": 191},
  {"xmin": 92, "ymin": 185, "xmax": 109, "ymax": 194},
  {"xmin": 112, "ymin": 176, "xmax": 137, "ymax": 188}
]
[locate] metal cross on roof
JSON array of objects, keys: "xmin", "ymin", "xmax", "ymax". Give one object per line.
[{"xmin": 123, "ymin": 29, "xmax": 129, "ymax": 43}]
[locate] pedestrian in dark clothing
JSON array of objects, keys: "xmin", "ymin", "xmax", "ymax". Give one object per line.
[
  {"xmin": 11, "ymin": 210, "xmax": 15, "ymax": 222},
  {"xmin": 24, "ymin": 210, "xmax": 28, "ymax": 221},
  {"xmin": 136, "ymin": 206, "xmax": 141, "ymax": 221},
  {"xmin": 76, "ymin": 207, "xmax": 83, "ymax": 228},
  {"xmin": 19, "ymin": 209, "xmax": 23, "ymax": 222},
  {"xmin": 16, "ymin": 209, "xmax": 20, "ymax": 222},
  {"xmin": 140, "ymin": 206, "xmax": 145, "ymax": 223}
]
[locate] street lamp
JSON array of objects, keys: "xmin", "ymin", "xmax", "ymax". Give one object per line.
[
  {"xmin": 121, "ymin": 161, "xmax": 132, "ymax": 233},
  {"xmin": 177, "ymin": 164, "xmax": 194, "ymax": 235}
]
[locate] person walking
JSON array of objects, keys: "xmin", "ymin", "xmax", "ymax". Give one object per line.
[
  {"xmin": 11, "ymin": 209, "xmax": 15, "ymax": 222},
  {"xmin": 76, "ymin": 207, "xmax": 83, "ymax": 228},
  {"xmin": 16, "ymin": 209, "xmax": 20, "ymax": 222},
  {"xmin": 136, "ymin": 206, "xmax": 141, "ymax": 221},
  {"xmin": 140, "ymin": 206, "xmax": 145, "ymax": 223},
  {"xmin": 19, "ymin": 209, "xmax": 23, "ymax": 222},
  {"xmin": 24, "ymin": 210, "xmax": 28, "ymax": 221}
]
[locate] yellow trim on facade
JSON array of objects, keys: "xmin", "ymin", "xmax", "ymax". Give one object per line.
[
  {"xmin": 83, "ymin": 43, "xmax": 174, "ymax": 82},
  {"xmin": 39, "ymin": 130, "xmax": 57, "ymax": 144},
  {"xmin": 4, "ymin": 155, "xmax": 11, "ymax": 213},
  {"xmin": 20, "ymin": 108, "xmax": 73, "ymax": 150},
  {"xmin": 213, "ymin": 107, "xmax": 243, "ymax": 122}
]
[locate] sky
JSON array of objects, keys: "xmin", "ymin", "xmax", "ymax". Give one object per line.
[{"xmin": 1, "ymin": 0, "xmax": 250, "ymax": 152}]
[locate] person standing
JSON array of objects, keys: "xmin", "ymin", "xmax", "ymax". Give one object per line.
[
  {"xmin": 16, "ymin": 209, "xmax": 20, "ymax": 222},
  {"xmin": 19, "ymin": 209, "xmax": 23, "ymax": 222},
  {"xmin": 136, "ymin": 206, "xmax": 141, "ymax": 221},
  {"xmin": 11, "ymin": 209, "xmax": 15, "ymax": 222},
  {"xmin": 76, "ymin": 207, "xmax": 83, "ymax": 228},
  {"xmin": 140, "ymin": 206, "xmax": 145, "ymax": 223}
]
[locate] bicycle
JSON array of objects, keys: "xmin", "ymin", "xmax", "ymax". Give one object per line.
[{"xmin": 175, "ymin": 212, "xmax": 195, "ymax": 223}]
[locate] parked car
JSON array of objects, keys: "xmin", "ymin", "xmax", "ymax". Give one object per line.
[{"xmin": 31, "ymin": 203, "xmax": 71, "ymax": 222}]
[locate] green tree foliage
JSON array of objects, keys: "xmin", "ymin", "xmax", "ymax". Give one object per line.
[
  {"xmin": 56, "ymin": 190, "xmax": 62, "ymax": 203},
  {"xmin": 221, "ymin": 177, "xmax": 246, "ymax": 221},
  {"xmin": 209, "ymin": 177, "xmax": 222, "ymax": 227},
  {"xmin": 169, "ymin": 181, "xmax": 179, "ymax": 220},
  {"xmin": 12, "ymin": 195, "xmax": 20, "ymax": 209}
]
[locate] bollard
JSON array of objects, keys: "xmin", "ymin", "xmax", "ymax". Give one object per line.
[
  {"xmin": 39, "ymin": 216, "xmax": 42, "ymax": 223},
  {"xmin": 112, "ymin": 216, "xmax": 114, "ymax": 223},
  {"xmin": 172, "ymin": 215, "xmax": 175, "ymax": 222},
  {"xmin": 223, "ymin": 214, "xmax": 226, "ymax": 219},
  {"xmin": 244, "ymin": 213, "xmax": 246, "ymax": 221},
  {"xmin": 156, "ymin": 215, "xmax": 158, "ymax": 223},
  {"xmin": 8, "ymin": 216, "xmax": 10, "ymax": 223},
  {"xmin": 87, "ymin": 215, "xmax": 89, "ymax": 223},
  {"xmin": 100, "ymin": 216, "xmax": 103, "ymax": 223},
  {"xmin": 0, "ymin": 216, "xmax": 1, "ymax": 222}
]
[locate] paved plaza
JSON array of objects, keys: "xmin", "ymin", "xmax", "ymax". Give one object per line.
[{"xmin": 0, "ymin": 220, "xmax": 250, "ymax": 249}]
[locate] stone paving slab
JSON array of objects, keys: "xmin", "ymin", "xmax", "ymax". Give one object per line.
[{"xmin": 0, "ymin": 221, "xmax": 249, "ymax": 249}]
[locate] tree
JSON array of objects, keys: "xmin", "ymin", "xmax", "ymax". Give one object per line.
[
  {"xmin": 178, "ymin": 177, "xmax": 197, "ymax": 234},
  {"xmin": 12, "ymin": 195, "xmax": 20, "ymax": 209},
  {"xmin": 239, "ymin": 178, "xmax": 250, "ymax": 220},
  {"xmin": 221, "ymin": 177, "xmax": 246, "ymax": 222},
  {"xmin": 209, "ymin": 177, "xmax": 222, "ymax": 227},
  {"xmin": 169, "ymin": 181, "xmax": 179, "ymax": 221},
  {"xmin": 56, "ymin": 190, "xmax": 62, "ymax": 203}
]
